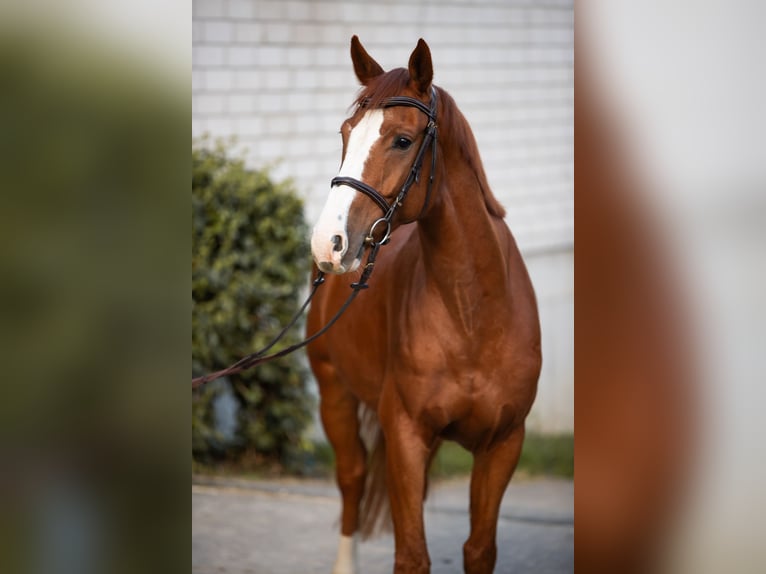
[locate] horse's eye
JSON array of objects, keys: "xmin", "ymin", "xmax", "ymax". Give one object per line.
[{"xmin": 393, "ymin": 136, "xmax": 412, "ymax": 150}]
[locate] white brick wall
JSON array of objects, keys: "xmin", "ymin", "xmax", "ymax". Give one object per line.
[{"xmin": 193, "ymin": 0, "xmax": 573, "ymax": 433}]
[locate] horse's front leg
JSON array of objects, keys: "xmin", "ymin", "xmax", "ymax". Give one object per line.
[
  {"xmin": 464, "ymin": 426, "xmax": 525, "ymax": 574},
  {"xmin": 380, "ymin": 392, "xmax": 434, "ymax": 574},
  {"xmin": 317, "ymin": 364, "xmax": 367, "ymax": 574}
]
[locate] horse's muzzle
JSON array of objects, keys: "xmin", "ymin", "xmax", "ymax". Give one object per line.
[{"xmin": 311, "ymin": 229, "xmax": 364, "ymax": 274}]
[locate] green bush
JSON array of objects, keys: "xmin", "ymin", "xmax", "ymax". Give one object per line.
[{"xmin": 192, "ymin": 138, "xmax": 313, "ymax": 468}]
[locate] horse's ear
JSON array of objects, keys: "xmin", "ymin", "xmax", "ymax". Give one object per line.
[
  {"xmin": 408, "ymin": 38, "xmax": 433, "ymax": 95},
  {"xmin": 350, "ymin": 35, "xmax": 384, "ymax": 85}
]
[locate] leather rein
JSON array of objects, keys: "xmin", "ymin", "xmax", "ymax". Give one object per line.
[{"xmin": 191, "ymin": 88, "xmax": 439, "ymax": 389}]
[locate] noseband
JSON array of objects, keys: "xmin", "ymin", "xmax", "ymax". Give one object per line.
[{"xmin": 330, "ymin": 87, "xmax": 438, "ymax": 246}]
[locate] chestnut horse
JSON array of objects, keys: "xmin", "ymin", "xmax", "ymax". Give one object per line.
[{"xmin": 307, "ymin": 36, "xmax": 541, "ymax": 574}]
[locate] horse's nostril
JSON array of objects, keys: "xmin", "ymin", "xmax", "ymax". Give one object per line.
[{"xmin": 331, "ymin": 234, "xmax": 344, "ymax": 252}]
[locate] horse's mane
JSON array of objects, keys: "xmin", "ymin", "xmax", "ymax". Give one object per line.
[{"xmin": 353, "ymin": 68, "xmax": 506, "ymax": 218}]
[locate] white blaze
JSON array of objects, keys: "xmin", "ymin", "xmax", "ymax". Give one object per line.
[{"xmin": 311, "ymin": 110, "xmax": 384, "ymax": 272}]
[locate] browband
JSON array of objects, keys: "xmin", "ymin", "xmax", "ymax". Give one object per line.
[{"xmin": 377, "ymin": 96, "xmax": 436, "ymax": 121}]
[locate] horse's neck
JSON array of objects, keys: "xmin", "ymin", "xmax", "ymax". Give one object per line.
[{"xmin": 416, "ymin": 164, "xmax": 510, "ymax": 332}]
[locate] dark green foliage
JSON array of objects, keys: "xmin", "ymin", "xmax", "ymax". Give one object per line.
[{"xmin": 192, "ymin": 138, "xmax": 313, "ymax": 467}]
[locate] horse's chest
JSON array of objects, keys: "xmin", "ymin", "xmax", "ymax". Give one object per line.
[
  {"xmin": 394, "ymin": 289, "xmax": 491, "ymax": 359},
  {"xmin": 327, "ymin": 293, "xmax": 464, "ymax": 399}
]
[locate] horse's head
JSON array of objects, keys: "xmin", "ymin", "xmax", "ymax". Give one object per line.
[{"xmin": 311, "ymin": 36, "xmax": 437, "ymax": 274}]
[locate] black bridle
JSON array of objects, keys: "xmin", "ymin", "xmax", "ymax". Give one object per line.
[
  {"xmin": 330, "ymin": 86, "xmax": 439, "ymax": 246},
  {"xmin": 191, "ymin": 88, "xmax": 439, "ymax": 389}
]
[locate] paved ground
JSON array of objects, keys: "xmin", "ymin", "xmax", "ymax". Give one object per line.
[{"xmin": 192, "ymin": 475, "xmax": 573, "ymax": 574}]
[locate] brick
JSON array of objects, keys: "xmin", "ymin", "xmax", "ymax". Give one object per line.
[
  {"xmin": 264, "ymin": 69, "xmax": 290, "ymax": 90},
  {"xmin": 386, "ymin": 3, "xmax": 421, "ymax": 25},
  {"xmin": 204, "ymin": 21, "xmax": 233, "ymax": 43},
  {"xmin": 257, "ymin": 93, "xmax": 284, "ymax": 113},
  {"xmin": 292, "ymin": 112, "xmax": 321, "ymax": 134},
  {"xmin": 314, "ymin": 2, "xmax": 342, "ymax": 23},
  {"xmin": 482, "ymin": 28, "xmax": 514, "ymax": 45},
  {"xmin": 319, "ymin": 113, "xmax": 343, "ymax": 133},
  {"xmin": 205, "ymin": 69, "xmax": 233, "ymax": 91},
  {"xmin": 193, "ymin": 45, "xmax": 224, "ymax": 66},
  {"xmin": 236, "ymin": 117, "xmax": 265, "ymax": 136},
  {"xmin": 339, "ymin": 3, "xmax": 365, "ymax": 23},
  {"xmin": 195, "ymin": 94, "xmax": 225, "ymax": 114},
  {"xmin": 314, "ymin": 92, "xmax": 343, "ymax": 112},
  {"xmin": 312, "ymin": 46, "xmax": 344, "ymax": 67},
  {"xmin": 228, "ymin": 94, "xmax": 256, "ymax": 114},
  {"xmin": 256, "ymin": 46, "xmax": 285, "ymax": 66},
  {"xmin": 255, "ymin": 138, "xmax": 286, "ymax": 161},
  {"xmin": 265, "ymin": 22, "xmax": 291, "ymax": 43},
  {"xmin": 192, "ymin": 0, "xmax": 225, "ymax": 19},
  {"xmin": 227, "ymin": 0, "xmax": 255, "ymax": 19},
  {"xmin": 235, "ymin": 22, "xmax": 263, "ymax": 43},
  {"xmin": 292, "ymin": 68, "xmax": 320, "ymax": 90},
  {"xmin": 318, "ymin": 24, "xmax": 345, "ymax": 44},
  {"xmin": 286, "ymin": 46, "xmax": 315, "ymax": 67},
  {"xmin": 288, "ymin": 137, "xmax": 316, "ymax": 157},
  {"xmin": 293, "ymin": 23, "xmax": 321, "ymax": 44},
  {"xmin": 286, "ymin": 1, "xmax": 313, "ymax": 21},
  {"xmin": 366, "ymin": 4, "xmax": 391, "ymax": 23},
  {"xmin": 227, "ymin": 46, "xmax": 257, "ymax": 67},
  {"xmin": 287, "ymin": 92, "xmax": 313, "ymax": 112},
  {"xmin": 320, "ymin": 69, "xmax": 355, "ymax": 90},
  {"xmin": 265, "ymin": 115, "xmax": 292, "ymax": 135},
  {"xmin": 206, "ymin": 117, "xmax": 235, "ymax": 136},
  {"xmin": 304, "ymin": 161, "xmax": 327, "ymax": 182},
  {"xmin": 510, "ymin": 7, "xmax": 531, "ymax": 26},
  {"xmin": 257, "ymin": 0, "xmax": 287, "ymax": 20},
  {"xmin": 234, "ymin": 70, "xmax": 263, "ymax": 90}
]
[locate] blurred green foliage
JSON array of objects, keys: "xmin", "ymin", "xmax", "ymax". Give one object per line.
[
  {"xmin": 431, "ymin": 434, "xmax": 574, "ymax": 479},
  {"xmin": 305, "ymin": 434, "xmax": 575, "ymax": 479},
  {"xmin": 0, "ymin": 19, "xmax": 189, "ymax": 574},
  {"xmin": 192, "ymin": 139, "xmax": 313, "ymax": 468},
  {"xmin": 518, "ymin": 433, "xmax": 574, "ymax": 478}
]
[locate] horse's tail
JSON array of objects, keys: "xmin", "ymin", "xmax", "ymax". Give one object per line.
[
  {"xmin": 356, "ymin": 406, "xmax": 441, "ymax": 540},
  {"xmin": 358, "ymin": 405, "xmax": 391, "ymax": 539}
]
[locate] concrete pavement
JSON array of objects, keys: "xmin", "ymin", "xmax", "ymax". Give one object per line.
[{"xmin": 192, "ymin": 475, "xmax": 573, "ymax": 573}]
